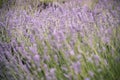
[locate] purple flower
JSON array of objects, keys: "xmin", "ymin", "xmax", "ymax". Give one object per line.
[
  {"xmin": 29, "ymin": 44, "xmax": 38, "ymax": 54},
  {"xmin": 84, "ymin": 77, "xmax": 90, "ymax": 80},
  {"xmin": 70, "ymin": 50, "xmax": 75, "ymax": 56},
  {"xmin": 49, "ymin": 68, "xmax": 56, "ymax": 78},
  {"xmin": 72, "ymin": 61, "xmax": 81, "ymax": 74},
  {"xmin": 87, "ymin": 57, "xmax": 93, "ymax": 63},
  {"xmin": 93, "ymin": 55, "xmax": 100, "ymax": 66},
  {"xmin": 88, "ymin": 71, "xmax": 94, "ymax": 77},
  {"xmin": 33, "ymin": 54, "xmax": 40, "ymax": 67},
  {"xmin": 33, "ymin": 54, "xmax": 40, "ymax": 61}
]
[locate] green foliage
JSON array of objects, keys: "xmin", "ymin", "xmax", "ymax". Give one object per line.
[
  {"xmin": 0, "ymin": 0, "xmax": 3, "ymax": 8},
  {"xmin": 0, "ymin": 0, "xmax": 8, "ymax": 8},
  {"xmin": 82, "ymin": 0, "xmax": 98, "ymax": 10},
  {"xmin": 0, "ymin": 27, "xmax": 10, "ymax": 42}
]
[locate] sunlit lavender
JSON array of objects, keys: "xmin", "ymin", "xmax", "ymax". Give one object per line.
[{"xmin": 0, "ymin": 0, "xmax": 120, "ymax": 80}]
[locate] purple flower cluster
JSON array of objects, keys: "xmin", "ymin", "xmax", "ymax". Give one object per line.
[{"xmin": 0, "ymin": 0, "xmax": 120, "ymax": 80}]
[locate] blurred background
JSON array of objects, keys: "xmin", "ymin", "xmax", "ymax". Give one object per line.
[{"xmin": 0, "ymin": 0, "xmax": 120, "ymax": 80}]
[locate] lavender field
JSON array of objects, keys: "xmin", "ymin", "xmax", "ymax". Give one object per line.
[{"xmin": 0, "ymin": 0, "xmax": 120, "ymax": 80}]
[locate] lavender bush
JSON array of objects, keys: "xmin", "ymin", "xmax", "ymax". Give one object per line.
[{"xmin": 0, "ymin": 0, "xmax": 120, "ymax": 80}]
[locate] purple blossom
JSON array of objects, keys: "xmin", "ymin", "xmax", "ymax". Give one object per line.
[
  {"xmin": 29, "ymin": 44, "xmax": 38, "ymax": 54},
  {"xmin": 88, "ymin": 71, "xmax": 94, "ymax": 77},
  {"xmin": 93, "ymin": 55, "xmax": 100, "ymax": 66},
  {"xmin": 29, "ymin": 35, "xmax": 36, "ymax": 43},
  {"xmin": 0, "ymin": 0, "xmax": 120, "ymax": 80},
  {"xmin": 44, "ymin": 54, "xmax": 50, "ymax": 62},
  {"xmin": 72, "ymin": 61, "xmax": 81, "ymax": 74},
  {"xmin": 33, "ymin": 54, "xmax": 40, "ymax": 62},
  {"xmin": 70, "ymin": 50, "xmax": 75, "ymax": 56},
  {"xmin": 87, "ymin": 57, "xmax": 93, "ymax": 63},
  {"xmin": 84, "ymin": 77, "xmax": 90, "ymax": 80},
  {"xmin": 49, "ymin": 68, "xmax": 56, "ymax": 79}
]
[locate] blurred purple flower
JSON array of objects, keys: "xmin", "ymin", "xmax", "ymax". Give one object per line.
[
  {"xmin": 72, "ymin": 61, "xmax": 81, "ymax": 74},
  {"xmin": 49, "ymin": 68, "xmax": 56, "ymax": 79},
  {"xmin": 93, "ymin": 55, "xmax": 100, "ymax": 66},
  {"xmin": 88, "ymin": 71, "xmax": 94, "ymax": 77},
  {"xmin": 84, "ymin": 77, "xmax": 90, "ymax": 80},
  {"xmin": 29, "ymin": 44, "xmax": 38, "ymax": 54}
]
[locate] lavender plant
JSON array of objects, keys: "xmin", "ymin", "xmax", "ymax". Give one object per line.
[{"xmin": 0, "ymin": 0, "xmax": 120, "ymax": 80}]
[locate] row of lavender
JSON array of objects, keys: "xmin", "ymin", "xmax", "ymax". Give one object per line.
[{"xmin": 0, "ymin": 0, "xmax": 120, "ymax": 80}]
